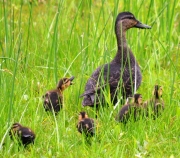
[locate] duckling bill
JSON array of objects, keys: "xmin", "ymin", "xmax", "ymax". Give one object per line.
[
  {"xmin": 77, "ymin": 111, "xmax": 95, "ymax": 137},
  {"xmin": 116, "ymin": 94, "xmax": 143, "ymax": 123},
  {"xmin": 43, "ymin": 76, "xmax": 74, "ymax": 114},
  {"xmin": 9, "ymin": 123, "xmax": 35, "ymax": 147},
  {"xmin": 81, "ymin": 12, "xmax": 151, "ymax": 107}
]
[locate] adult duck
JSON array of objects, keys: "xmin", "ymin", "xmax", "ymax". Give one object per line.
[{"xmin": 81, "ymin": 12, "xmax": 151, "ymax": 107}]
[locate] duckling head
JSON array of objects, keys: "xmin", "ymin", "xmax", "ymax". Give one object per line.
[
  {"xmin": 12, "ymin": 123, "xmax": 22, "ymax": 131},
  {"xmin": 154, "ymin": 85, "xmax": 163, "ymax": 99},
  {"xmin": 116, "ymin": 12, "xmax": 151, "ymax": 31},
  {"xmin": 78, "ymin": 111, "xmax": 88, "ymax": 121},
  {"xmin": 9, "ymin": 123, "xmax": 22, "ymax": 138},
  {"xmin": 134, "ymin": 93, "xmax": 143, "ymax": 105},
  {"xmin": 57, "ymin": 76, "xmax": 74, "ymax": 91}
]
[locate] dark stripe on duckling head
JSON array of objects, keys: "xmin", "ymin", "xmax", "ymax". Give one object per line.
[
  {"xmin": 12, "ymin": 123, "xmax": 22, "ymax": 130},
  {"xmin": 154, "ymin": 85, "xmax": 162, "ymax": 99},
  {"xmin": 79, "ymin": 111, "xmax": 88, "ymax": 121},
  {"xmin": 154, "ymin": 85, "xmax": 159, "ymax": 99}
]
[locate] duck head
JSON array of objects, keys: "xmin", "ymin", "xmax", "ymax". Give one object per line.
[
  {"xmin": 134, "ymin": 93, "xmax": 143, "ymax": 105},
  {"xmin": 116, "ymin": 12, "xmax": 151, "ymax": 31},
  {"xmin": 11, "ymin": 123, "xmax": 22, "ymax": 132},
  {"xmin": 153, "ymin": 85, "xmax": 163, "ymax": 99},
  {"xmin": 57, "ymin": 76, "xmax": 75, "ymax": 91},
  {"xmin": 78, "ymin": 111, "xmax": 88, "ymax": 121},
  {"xmin": 9, "ymin": 123, "xmax": 22, "ymax": 138}
]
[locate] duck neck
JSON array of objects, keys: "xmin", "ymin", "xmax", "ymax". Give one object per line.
[
  {"xmin": 112, "ymin": 22, "xmax": 134, "ymax": 64},
  {"xmin": 58, "ymin": 88, "xmax": 63, "ymax": 94},
  {"xmin": 116, "ymin": 22, "xmax": 127, "ymax": 48}
]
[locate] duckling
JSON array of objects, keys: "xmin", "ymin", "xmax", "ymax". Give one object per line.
[
  {"xmin": 9, "ymin": 123, "xmax": 35, "ymax": 147},
  {"xmin": 77, "ymin": 111, "xmax": 95, "ymax": 137},
  {"xmin": 144, "ymin": 85, "xmax": 164, "ymax": 118},
  {"xmin": 81, "ymin": 12, "xmax": 151, "ymax": 107},
  {"xmin": 115, "ymin": 93, "xmax": 143, "ymax": 123},
  {"xmin": 43, "ymin": 76, "xmax": 74, "ymax": 114}
]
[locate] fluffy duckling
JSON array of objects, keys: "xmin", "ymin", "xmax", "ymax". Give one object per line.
[
  {"xmin": 9, "ymin": 123, "xmax": 35, "ymax": 147},
  {"xmin": 81, "ymin": 12, "xmax": 151, "ymax": 107},
  {"xmin": 115, "ymin": 94, "xmax": 143, "ymax": 123},
  {"xmin": 144, "ymin": 85, "xmax": 164, "ymax": 117},
  {"xmin": 43, "ymin": 76, "xmax": 74, "ymax": 114},
  {"xmin": 77, "ymin": 111, "xmax": 95, "ymax": 137}
]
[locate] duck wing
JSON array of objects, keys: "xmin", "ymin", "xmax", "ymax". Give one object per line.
[
  {"xmin": 43, "ymin": 91, "xmax": 62, "ymax": 112},
  {"xmin": 18, "ymin": 127, "xmax": 35, "ymax": 146},
  {"xmin": 81, "ymin": 63, "xmax": 122, "ymax": 106},
  {"xmin": 77, "ymin": 118, "xmax": 95, "ymax": 137}
]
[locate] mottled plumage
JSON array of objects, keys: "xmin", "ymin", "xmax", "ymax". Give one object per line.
[
  {"xmin": 115, "ymin": 93, "xmax": 143, "ymax": 123},
  {"xmin": 77, "ymin": 111, "xmax": 95, "ymax": 137},
  {"xmin": 9, "ymin": 123, "xmax": 35, "ymax": 147},
  {"xmin": 81, "ymin": 12, "xmax": 151, "ymax": 107},
  {"xmin": 43, "ymin": 76, "xmax": 74, "ymax": 114},
  {"xmin": 144, "ymin": 85, "xmax": 164, "ymax": 118}
]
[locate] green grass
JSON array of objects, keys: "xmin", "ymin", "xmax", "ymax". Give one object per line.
[{"xmin": 0, "ymin": 0, "xmax": 180, "ymax": 157}]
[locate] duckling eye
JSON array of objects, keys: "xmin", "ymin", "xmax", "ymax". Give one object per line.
[
  {"xmin": 128, "ymin": 16, "xmax": 134, "ymax": 19},
  {"xmin": 64, "ymin": 79, "xmax": 69, "ymax": 84}
]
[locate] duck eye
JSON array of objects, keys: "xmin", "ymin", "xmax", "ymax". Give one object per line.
[
  {"xmin": 64, "ymin": 79, "xmax": 69, "ymax": 84},
  {"xmin": 129, "ymin": 16, "xmax": 134, "ymax": 19}
]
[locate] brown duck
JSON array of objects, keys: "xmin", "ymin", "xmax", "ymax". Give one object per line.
[
  {"xmin": 43, "ymin": 76, "xmax": 74, "ymax": 114},
  {"xmin": 77, "ymin": 111, "xmax": 95, "ymax": 137},
  {"xmin": 80, "ymin": 12, "xmax": 151, "ymax": 107},
  {"xmin": 115, "ymin": 93, "xmax": 143, "ymax": 123},
  {"xmin": 9, "ymin": 123, "xmax": 35, "ymax": 147}
]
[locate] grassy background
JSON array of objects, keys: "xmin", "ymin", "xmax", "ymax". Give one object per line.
[{"xmin": 0, "ymin": 0, "xmax": 180, "ymax": 157}]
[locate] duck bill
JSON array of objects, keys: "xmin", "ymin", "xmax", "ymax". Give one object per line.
[
  {"xmin": 69, "ymin": 76, "xmax": 75, "ymax": 85},
  {"xmin": 134, "ymin": 21, "xmax": 151, "ymax": 29}
]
